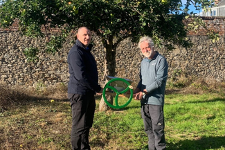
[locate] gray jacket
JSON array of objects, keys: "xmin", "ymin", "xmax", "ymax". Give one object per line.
[{"xmin": 137, "ymin": 51, "xmax": 168, "ymax": 105}]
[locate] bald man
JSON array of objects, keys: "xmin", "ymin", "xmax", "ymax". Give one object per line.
[{"xmin": 67, "ymin": 27, "xmax": 102, "ymax": 150}]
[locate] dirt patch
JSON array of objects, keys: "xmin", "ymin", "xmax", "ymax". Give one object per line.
[{"xmin": 0, "ymin": 82, "xmax": 68, "ymax": 111}]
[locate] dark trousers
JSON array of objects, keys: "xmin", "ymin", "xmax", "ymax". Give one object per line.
[
  {"xmin": 69, "ymin": 93, "xmax": 96, "ymax": 150},
  {"xmin": 141, "ymin": 104, "xmax": 166, "ymax": 150}
]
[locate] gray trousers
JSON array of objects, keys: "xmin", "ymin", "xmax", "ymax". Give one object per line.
[
  {"xmin": 69, "ymin": 93, "xmax": 96, "ymax": 150},
  {"xmin": 141, "ymin": 104, "xmax": 166, "ymax": 150}
]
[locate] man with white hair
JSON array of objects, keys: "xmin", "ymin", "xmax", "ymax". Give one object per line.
[{"xmin": 133, "ymin": 36, "xmax": 168, "ymax": 150}]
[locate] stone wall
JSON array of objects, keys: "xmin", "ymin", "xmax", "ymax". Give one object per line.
[
  {"xmin": 115, "ymin": 35, "xmax": 225, "ymax": 84},
  {"xmin": 0, "ymin": 17, "xmax": 225, "ymax": 88}
]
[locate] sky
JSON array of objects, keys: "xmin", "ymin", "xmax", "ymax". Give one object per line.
[{"xmin": 181, "ymin": 0, "xmax": 203, "ymax": 14}]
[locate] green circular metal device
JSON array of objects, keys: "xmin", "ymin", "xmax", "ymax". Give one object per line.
[{"xmin": 103, "ymin": 78, "xmax": 133, "ymax": 109}]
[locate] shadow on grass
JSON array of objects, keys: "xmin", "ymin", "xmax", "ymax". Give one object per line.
[
  {"xmin": 0, "ymin": 93, "xmax": 69, "ymax": 112},
  {"xmin": 139, "ymin": 136, "xmax": 225, "ymax": 150},
  {"xmin": 167, "ymin": 136, "xmax": 225, "ymax": 150},
  {"xmin": 165, "ymin": 89, "xmax": 181, "ymax": 95},
  {"xmin": 0, "ymin": 84, "xmax": 70, "ymax": 110},
  {"xmin": 117, "ymin": 105, "xmax": 141, "ymax": 111},
  {"xmin": 185, "ymin": 97, "xmax": 225, "ymax": 104}
]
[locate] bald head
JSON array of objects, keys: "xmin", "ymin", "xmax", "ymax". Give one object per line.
[{"xmin": 77, "ymin": 27, "xmax": 91, "ymax": 46}]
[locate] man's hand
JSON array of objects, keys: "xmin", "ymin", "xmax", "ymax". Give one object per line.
[
  {"xmin": 132, "ymin": 88, "xmax": 141, "ymax": 100},
  {"xmin": 134, "ymin": 92, "xmax": 143, "ymax": 100},
  {"xmin": 96, "ymin": 88, "xmax": 103, "ymax": 96},
  {"xmin": 143, "ymin": 89, "xmax": 147, "ymax": 93}
]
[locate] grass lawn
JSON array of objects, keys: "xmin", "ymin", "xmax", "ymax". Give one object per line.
[{"xmin": 0, "ymin": 92, "xmax": 225, "ymax": 150}]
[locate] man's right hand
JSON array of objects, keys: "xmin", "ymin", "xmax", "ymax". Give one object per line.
[
  {"xmin": 134, "ymin": 92, "xmax": 143, "ymax": 100},
  {"xmin": 96, "ymin": 88, "xmax": 103, "ymax": 96}
]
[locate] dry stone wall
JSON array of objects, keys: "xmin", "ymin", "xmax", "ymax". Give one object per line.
[
  {"xmin": 0, "ymin": 31, "xmax": 225, "ymax": 88},
  {"xmin": 165, "ymin": 36, "xmax": 225, "ymax": 82},
  {"xmin": 115, "ymin": 35, "xmax": 225, "ymax": 84},
  {"xmin": 1, "ymin": 17, "xmax": 225, "ymax": 88}
]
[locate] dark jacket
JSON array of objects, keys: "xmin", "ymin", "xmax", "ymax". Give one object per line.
[{"xmin": 67, "ymin": 40, "xmax": 101, "ymax": 95}]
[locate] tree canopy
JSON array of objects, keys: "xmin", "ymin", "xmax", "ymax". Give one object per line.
[{"xmin": 0, "ymin": 0, "xmax": 214, "ymax": 55}]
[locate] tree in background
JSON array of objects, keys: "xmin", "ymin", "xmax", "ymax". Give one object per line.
[{"xmin": 0, "ymin": 0, "xmax": 215, "ymax": 111}]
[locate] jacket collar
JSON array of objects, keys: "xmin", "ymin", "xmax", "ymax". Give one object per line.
[
  {"xmin": 144, "ymin": 51, "xmax": 159, "ymax": 62},
  {"xmin": 76, "ymin": 39, "xmax": 93, "ymax": 51},
  {"xmin": 152, "ymin": 51, "xmax": 159, "ymax": 60}
]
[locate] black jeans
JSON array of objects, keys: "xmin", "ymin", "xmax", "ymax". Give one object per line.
[
  {"xmin": 141, "ymin": 104, "xmax": 166, "ymax": 150},
  {"xmin": 69, "ymin": 93, "xmax": 96, "ymax": 150}
]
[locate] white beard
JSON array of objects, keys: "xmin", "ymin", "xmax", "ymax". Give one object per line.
[{"xmin": 143, "ymin": 52, "xmax": 151, "ymax": 58}]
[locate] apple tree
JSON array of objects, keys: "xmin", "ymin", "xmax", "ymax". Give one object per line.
[{"xmin": 0, "ymin": 0, "xmax": 214, "ymax": 111}]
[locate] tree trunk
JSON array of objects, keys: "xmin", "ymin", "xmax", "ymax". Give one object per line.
[
  {"xmin": 99, "ymin": 79, "xmax": 111, "ymax": 111},
  {"xmin": 99, "ymin": 36, "xmax": 116, "ymax": 111}
]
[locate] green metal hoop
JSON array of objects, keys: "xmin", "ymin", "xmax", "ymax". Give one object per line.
[{"xmin": 103, "ymin": 78, "xmax": 133, "ymax": 109}]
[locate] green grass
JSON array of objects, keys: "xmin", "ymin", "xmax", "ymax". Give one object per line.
[
  {"xmin": 165, "ymin": 93, "xmax": 225, "ymax": 150},
  {"xmin": 0, "ymin": 93, "xmax": 225, "ymax": 150}
]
